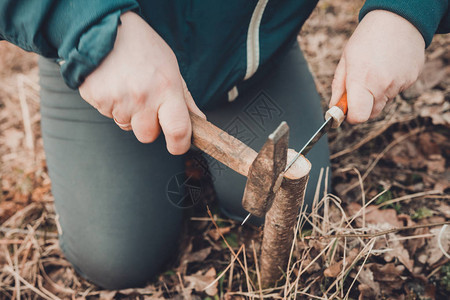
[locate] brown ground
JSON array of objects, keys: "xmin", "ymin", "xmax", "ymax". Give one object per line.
[{"xmin": 0, "ymin": 0, "xmax": 449, "ymax": 299}]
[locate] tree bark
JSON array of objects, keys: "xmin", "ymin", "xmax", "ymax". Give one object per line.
[{"xmin": 260, "ymin": 149, "xmax": 311, "ymax": 287}]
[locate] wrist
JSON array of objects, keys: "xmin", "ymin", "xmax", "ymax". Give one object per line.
[{"xmin": 361, "ymin": 10, "xmax": 425, "ymax": 49}]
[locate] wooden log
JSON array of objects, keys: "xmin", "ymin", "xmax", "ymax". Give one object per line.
[{"xmin": 260, "ymin": 149, "xmax": 311, "ymax": 287}]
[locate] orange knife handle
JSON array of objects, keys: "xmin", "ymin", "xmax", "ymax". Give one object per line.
[
  {"xmin": 335, "ymin": 92, "xmax": 348, "ymax": 115},
  {"xmin": 325, "ymin": 92, "xmax": 348, "ymax": 128}
]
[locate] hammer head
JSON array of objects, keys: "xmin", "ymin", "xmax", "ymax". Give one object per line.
[{"xmin": 242, "ymin": 122, "xmax": 289, "ymax": 217}]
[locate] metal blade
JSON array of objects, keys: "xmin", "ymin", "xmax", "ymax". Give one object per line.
[
  {"xmin": 284, "ymin": 117, "xmax": 332, "ymax": 172},
  {"xmin": 242, "ymin": 117, "xmax": 333, "ymax": 226}
]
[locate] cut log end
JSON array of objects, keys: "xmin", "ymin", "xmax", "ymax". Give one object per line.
[{"xmin": 284, "ymin": 149, "xmax": 311, "ymax": 180}]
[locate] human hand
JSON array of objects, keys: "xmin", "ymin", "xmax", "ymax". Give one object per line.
[
  {"xmin": 79, "ymin": 11, "xmax": 205, "ymax": 155},
  {"xmin": 330, "ymin": 10, "xmax": 425, "ymax": 124}
]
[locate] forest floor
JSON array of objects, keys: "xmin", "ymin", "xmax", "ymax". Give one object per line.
[{"xmin": 0, "ymin": 0, "xmax": 449, "ymax": 299}]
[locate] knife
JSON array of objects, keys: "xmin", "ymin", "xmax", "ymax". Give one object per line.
[{"xmin": 241, "ymin": 93, "xmax": 348, "ymax": 225}]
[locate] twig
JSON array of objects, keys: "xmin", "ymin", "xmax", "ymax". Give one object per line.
[
  {"xmin": 324, "ymin": 238, "xmax": 376, "ymax": 296},
  {"xmin": 243, "ymin": 244, "xmax": 253, "ymax": 297},
  {"xmin": 252, "ymin": 240, "xmax": 263, "ymax": 299},
  {"xmin": 284, "ymin": 205, "xmax": 303, "ymax": 296},
  {"xmin": 17, "ymin": 75, "xmax": 34, "ymax": 152},
  {"xmin": 297, "ymin": 239, "xmax": 335, "ymax": 278},
  {"xmin": 304, "ymin": 221, "xmax": 450, "ymax": 240},
  {"xmin": 311, "ymin": 168, "xmax": 324, "ymax": 236},
  {"xmin": 390, "ymin": 233, "xmax": 436, "ymax": 241},
  {"xmin": 206, "ymin": 206, "xmax": 256, "ymax": 290},
  {"xmin": 0, "ymin": 240, "xmax": 24, "ymax": 245},
  {"xmin": 344, "ymin": 239, "xmax": 375, "ymax": 300},
  {"xmin": 426, "ymin": 258, "xmax": 450, "ymax": 279},
  {"xmin": 190, "ymin": 217, "xmax": 236, "ymax": 223},
  {"xmin": 177, "ymin": 272, "xmax": 190, "ymax": 300},
  {"xmin": 227, "ymin": 253, "xmax": 234, "ymax": 292},
  {"xmin": 3, "ymin": 266, "xmax": 56, "ymax": 300},
  {"xmin": 369, "ymin": 190, "xmax": 441, "ymax": 212},
  {"xmin": 203, "ymin": 244, "xmax": 244, "ymax": 292},
  {"xmin": 352, "ymin": 168, "xmax": 366, "ymax": 228}
]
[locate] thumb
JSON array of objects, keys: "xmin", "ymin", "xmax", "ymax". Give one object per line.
[
  {"xmin": 330, "ymin": 56, "xmax": 346, "ymax": 107},
  {"xmin": 345, "ymin": 81, "xmax": 374, "ymax": 124},
  {"xmin": 158, "ymin": 85, "xmax": 192, "ymax": 155}
]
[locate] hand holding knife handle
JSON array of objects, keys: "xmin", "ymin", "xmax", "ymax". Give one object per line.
[{"xmin": 325, "ymin": 92, "xmax": 348, "ymax": 128}]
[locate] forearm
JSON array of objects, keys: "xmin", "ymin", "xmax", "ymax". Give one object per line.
[{"xmin": 0, "ymin": 0, "xmax": 139, "ymax": 88}]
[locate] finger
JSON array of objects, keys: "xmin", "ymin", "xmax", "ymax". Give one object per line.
[
  {"xmin": 369, "ymin": 95, "xmax": 389, "ymax": 119},
  {"xmin": 158, "ymin": 88, "xmax": 192, "ymax": 155},
  {"xmin": 329, "ymin": 56, "xmax": 346, "ymax": 107},
  {"xmin": 345, "ymin": 81, "xmax": 374, "ymax": 124},
  {"xmin": 112, "ymin": 106, "xmax": 133, "ymax": 131},
  {"xmin": 130, "ymin": 107, "xmax": 161, "ymax": 143},
  {"xmin": 79, "ymin": 88, "xmax": 114, "ymax": 118},
  {"xmin": 182, "ymin": 79, "xmax": 206, "ymax": 119},
  {"xmin": 113, "ymin": 117, "xmax": 133, "ymax": 131}
]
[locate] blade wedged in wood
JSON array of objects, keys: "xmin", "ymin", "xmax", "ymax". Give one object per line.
[{"xmin": 242, "ymin": 122, "xmax": 289, "ymax": 217}]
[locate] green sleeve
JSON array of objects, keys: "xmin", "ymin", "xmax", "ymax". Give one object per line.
[
  {"xmin": 0, "ymin": 0, "xmax": 139, "ymax": 88},
  {"xmin": 359, "ymin": 0, "xmax": 449, "ymax": 47}
]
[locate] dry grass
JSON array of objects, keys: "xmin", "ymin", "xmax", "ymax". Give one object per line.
[{"xmin": 1, "ymin": 0, "xmax": 449, "ymax": 298}]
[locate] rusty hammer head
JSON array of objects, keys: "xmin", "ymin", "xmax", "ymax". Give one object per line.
[
  {"xmin": 242, "ymin": 122, "xmax": 289, "ymax": 217},
  {"xmin": 189, "ymin": 112, "xmax": 289, "ymax": 218}
]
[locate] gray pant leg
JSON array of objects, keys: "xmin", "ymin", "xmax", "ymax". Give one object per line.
[
  {"xmin": 39, "ymin": 58, "xmax": 184, "ymax": 289},
  {"xmin": 204, "ymin": 43, "xmax": 330, "ymax": 224}
]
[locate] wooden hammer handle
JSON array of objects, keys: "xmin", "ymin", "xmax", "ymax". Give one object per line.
[{"xmin": 190, "ymin": 112, "xmax": 257, "ymax": 177}]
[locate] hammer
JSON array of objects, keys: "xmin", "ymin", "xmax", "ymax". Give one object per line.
[
  {"xmin": 189, "ymin": 112, "xmax": 293, "ymax": 218},
  {"xmin": 190, "ymin": 112, "xmax": 311, "ymax": 287}
]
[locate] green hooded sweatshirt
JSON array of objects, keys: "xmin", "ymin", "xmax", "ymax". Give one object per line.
[{"xmin": 1, "ymin": 0, "xmax": 449, "ymax": 108}]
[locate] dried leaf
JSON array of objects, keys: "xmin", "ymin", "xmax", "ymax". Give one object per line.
[
  {"xmin": 99, "ymin": 291, "xmax": 117, "ymax": 300},
  {"xmin": 419, "ymin": 132, "xmax": 447, "ymax": 157},
  {"xmin": 357, "ymin": 267, "xmax": 381, "ymax": 296},
  {"xmin": 425, "ymin": 154, "xmax": 446, "ymax": 174},
  {"xmin": 324, "ymin": 248, "xmax": 359, "ymax": 278},
  {"xmin": 433, "ymin": 176, "xmax": 450, "ymax": 193},
  {"xmin": 419, "ymin": 101, "xmax": 450, "ymax": 127},
  {"xmin": 358, "ymin": 283, "xmax": 377, "ymax": 300},
  {"xmin": 182, "ymin": 247, "xmax": 212, "ymax": 266},
  {"xmin": 384, "ymin": 234, "xmax": 414, "ymax": 273},
  {"xmin": 2, "ymin": 128, "xmax": 23, "ymax": 149},
  {"xmin": 438, "ymin": 203, "xmax": 450, "ymax": 219},
  {"xmin": 405, "ymin": 228, "xmax": 428, "ymax": 257},
  {"xmin": 324, "ymin": 262, "xmax": 342, "ymax": 278},
  {"xmin": 403, "ymin": 60, "xmax": 446, "ymax": 98},
  {"xmin": 208, "ymin": 227, "xmax": 231, "ymax": 241},
  {"xmin": 347, "ymin": 203, "xmax": 403, "ymax": 227},
  {"xmin": 424, "ymin": 226, "xmax": 449, "ymax": 265},
  {"xmin": 416, "ymin": 90, "xmax": 445, "ymax": 105},
  {"xmin": 185, "ymin": 267, "xmax": 217, "ymax": 296},
  {"xmin": 370, "ymin": 263, "xmax": 404, "ymax": 293}
]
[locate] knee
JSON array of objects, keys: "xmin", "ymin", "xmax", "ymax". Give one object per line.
[
  {"xmin": 80, "ymin": 257, "xmax": 153, "ymax": 289},
  {"xmin": 60, "ymin": 239, "xmax": 174, "ymax": 289}
]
